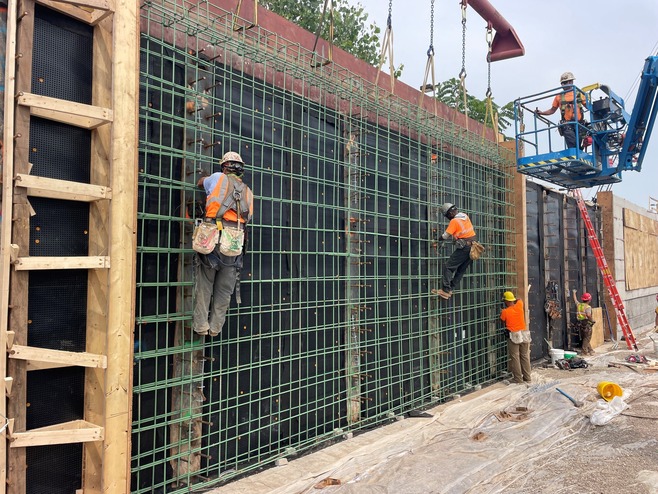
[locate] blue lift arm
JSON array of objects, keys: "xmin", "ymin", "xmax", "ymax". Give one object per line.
[{"xmin": 618, "ymin": 56, "xmax": 658, "ymax": 172}]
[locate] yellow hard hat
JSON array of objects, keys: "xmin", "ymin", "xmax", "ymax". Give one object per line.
[{"xmin": 502, "ymin": 291, "xmax": 516, "ymax": 302}]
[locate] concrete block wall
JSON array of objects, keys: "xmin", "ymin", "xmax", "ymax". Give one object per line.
[{"xmin": 599, "ymin": 192, "xmax": 658, "ymax": 334}]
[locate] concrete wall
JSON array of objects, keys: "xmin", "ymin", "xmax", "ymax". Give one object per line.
[{"xmin": 599, "ymin": 192, "xmax": 658, "ymax": 334}]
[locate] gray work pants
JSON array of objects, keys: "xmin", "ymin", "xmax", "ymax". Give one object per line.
[
  {"xmin": 193, "ymin": 251, "xmax": 239, "ymax": 335},
  {"xmin": 508, "ymin": 340, "xmax": 532, "ymax": 383}
]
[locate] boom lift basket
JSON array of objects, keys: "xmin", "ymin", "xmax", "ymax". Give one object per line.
[
  {"xmin": 513, "ymin": 56, "xmax": 658, "ymax": 189},
  {"xmin": 513, "ymin": 85, "xmax": 626, "ymax": 189}
]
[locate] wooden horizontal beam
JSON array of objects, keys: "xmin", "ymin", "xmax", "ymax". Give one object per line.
[
  {"xmin": 26, "ymin": 360, "xmax": 75, "ymax": 372},
  {"xmin": 9, "ymin": 419, "xmax": 104, "ymax": 447},
  {"xmin": 8, "ymin": 345, "xmax": 108, "ymax": 369},
  {"xmin": 36, "ymin": 0, "xmax": 113, "ymax": 25},
  {"xmin": 17, "ymin": 92, "xmax": 113, "ymax": 129},
  {"xmin": 46, "ymin": 0, "xmax": 112, "ymax": 10},
  {"xmin": 14, "ymin": 256, "xmax": 110, "ymax": 270},
  {"xmin": 15, "ymin": 173, "xmax": 112, "ymax": 202}
]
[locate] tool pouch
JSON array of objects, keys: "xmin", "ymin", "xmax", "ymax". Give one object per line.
[
  {"xmin": 469, "ymin": 241, "xmax": 485, "ymax": 260},
  {"xmin": 219, "ymin": 226, "xmax": 245, "ymax": 257},
  {"xmin": 192, "ymin": 221, "xmax": 219, "ymax": 254},
  {"xmin": 557, "ymin": 120, "xmax": 566, "ymax": 136}
]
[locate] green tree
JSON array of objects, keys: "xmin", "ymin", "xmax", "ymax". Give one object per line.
[
  {"xmin": 434, "ymin": 78, "xmax": 513, "ymax": 134},
  {"xmin": 260, "ymin": 0, "xmax": 382, "ymax": 66}
]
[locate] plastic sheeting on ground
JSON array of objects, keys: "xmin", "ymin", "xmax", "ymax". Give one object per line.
[{"xmin": 217, "ymin": 346, "xmax": 658, "ymax": 494}]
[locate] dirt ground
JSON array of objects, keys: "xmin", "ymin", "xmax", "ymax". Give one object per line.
[
  {"xmin": 216, "ymin": 332, "xmax": 658, "ymax": 494},
  {"xmin": 502, "ymin": 365, "xmax": 658, "ymax": 494}
]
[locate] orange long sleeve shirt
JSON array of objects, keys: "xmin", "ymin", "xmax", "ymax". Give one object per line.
[{"xmin": 500, "ymin": 299, "xmax": 526, "ymax": 332}]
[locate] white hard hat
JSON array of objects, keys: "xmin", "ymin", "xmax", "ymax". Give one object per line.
[
  {"xmin": 220, "ymin": 151, "xmax": 245, "ymax": 165},
  {"xmin": 560, "ymin": 71, "xmax": 576, "ymax": 83}
]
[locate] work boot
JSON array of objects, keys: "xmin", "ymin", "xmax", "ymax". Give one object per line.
[
  {"xmin": 193, "ymin": 322, "xmax": 210, "ymax": 336},
  {"xmin": 431, "ymin": 288, "xmax": 452, "ymax": 299}
]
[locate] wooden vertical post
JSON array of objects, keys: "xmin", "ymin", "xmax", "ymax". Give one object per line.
[
  {"xmin": 83, "ymin": 12, "xmax": 113, "ymax": 494},
  {"xmin": 6, "ymin": 0, "xmax": 35, "ymax": 491},
  {"xmin": 102, "ymin": 0, "xmax": 138, "ymax": 491},
  {"xmin": 0, "ymin": 0, "xmax": 19, "ymax": 491},
  {"xmin": 169, "ymin": 71, "xmax": 213, "ymax": 483},
  {"xmin": 343, "ymin": 120, "xmax": 361, "ymax": 424},
  {"xmin": 427, "ymin": 152, "xmax": 442, "ymax": 393},
  {"xmin": 501, "ymin": 141, "xmax": 528, "ymax": 305},
  {"xmin": 597, "ymin": 191, "xmax": 616, "ymax": 339}
]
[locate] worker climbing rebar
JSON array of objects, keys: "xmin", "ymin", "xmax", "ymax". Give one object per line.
[
  {"xmin": 193, "ymin": 151, "xmax": 254, "ymax": 337},
  {"xmin": 431, "ymin": 202, "xmax": 478, "ymax": 300}
]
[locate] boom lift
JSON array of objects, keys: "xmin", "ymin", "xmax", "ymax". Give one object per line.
[
  {"xmin": 513, "ymin": 56, "xmax": 658, "ymax": 351},
  {"xmin": 513, "ymin": 56, "xmax": 658, "ymax": 189}
]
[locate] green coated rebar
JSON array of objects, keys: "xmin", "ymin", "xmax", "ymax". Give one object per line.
[{"xmin": 132, "ymin": 1, "xmax": 517, "ymax": 492}]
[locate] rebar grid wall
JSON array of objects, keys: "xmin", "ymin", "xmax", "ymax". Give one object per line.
[{"xmin": 133, "ymin": 1, "xmax": 516, "ymax": 491}]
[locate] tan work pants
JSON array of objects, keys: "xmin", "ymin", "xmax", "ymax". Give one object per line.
[{"xmin": 508, "ymin": 340, "xmax": 532, "ymax": 384}]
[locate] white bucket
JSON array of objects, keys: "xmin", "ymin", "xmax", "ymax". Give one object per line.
[{"xmin": 549, "ymin": 349, "xmax": 565, "ymax": 364}]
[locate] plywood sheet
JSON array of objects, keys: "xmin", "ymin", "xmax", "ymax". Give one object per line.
[
  {"xmin": 624, "ymin": 226, "xmax": 658, "ymax": 290},
  {"xmin": 590, "ymin": 307, "xmax": 604, "ymax": 348},
  {"xmin": 623, "ymin": 208, "xmax": 641, "ymax": 230}
]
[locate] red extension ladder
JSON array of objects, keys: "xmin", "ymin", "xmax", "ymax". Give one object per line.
[{"xmin": 573, "ymin": 190, "xmax": 638, "ymax": 351}]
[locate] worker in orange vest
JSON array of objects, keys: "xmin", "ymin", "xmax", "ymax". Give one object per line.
[
  {"xmin": 431, "ymin": 203, "xmax": 477, "ymax": 300},
  {"xmin": 500, "ymin": 291, "xmax": 532, "ymax": 384},
  {"xmin": 193, "ymin": 151, "xmax": 254, "ymax": 337},
  {"xmin": 536, "ymin": 71, "xmax": 587, "ymax": 150}
]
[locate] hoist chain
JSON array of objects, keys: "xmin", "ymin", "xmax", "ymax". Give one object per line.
[
  {"xmin": 428, "ymin": 0, "xmax": 435, "ymax": 56},
  {"xmin": 486, "ymin": 24, "xmax": 493, "ymax": 98},
  {"xmin": 459, "ymin": 0, "xmax": 467, "ymax": 80},
  {"xmin": 387, "ymin": 0, "xmax": 392, "ymax": 28}
]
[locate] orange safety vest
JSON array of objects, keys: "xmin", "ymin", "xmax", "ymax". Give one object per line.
[
  {"xmin": 205, "ymin": 174, "xmax": 254, "ymax": 223},
  {"xmin": 559, "ymin": 91, "xmax": 585, "ymax": 122},
  {"xmin": 445, "ymin": 212, "xmax": 476, "ymax": 239}
]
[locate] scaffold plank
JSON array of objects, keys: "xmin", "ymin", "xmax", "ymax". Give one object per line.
[
  {"xmin": 14, "ymin": 256, "xmax": 110, "ymax": 270},
  {"xmin": 17, "ymin": 92, "xmax": 113, "ymax": 129},
  {"xmin": 9, "ymin": 420, "xmax": 104, "ymax": 447},
  {"xmin": 8, "ymin": 345, "xmax": 108, "ymax": 369},
  {"xmin": 14, "ymin": 173, "xmax": 112, "ymax": 202}
]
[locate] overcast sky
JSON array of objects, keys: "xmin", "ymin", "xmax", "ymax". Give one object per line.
[{"xmin": 352, "ymin": 0, "xmax": 658, "ymax": 208}]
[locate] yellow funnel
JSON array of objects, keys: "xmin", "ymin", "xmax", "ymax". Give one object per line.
[{"xmin": 597, "ymin": 381, "xmax": 623, "ymax": 402}]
